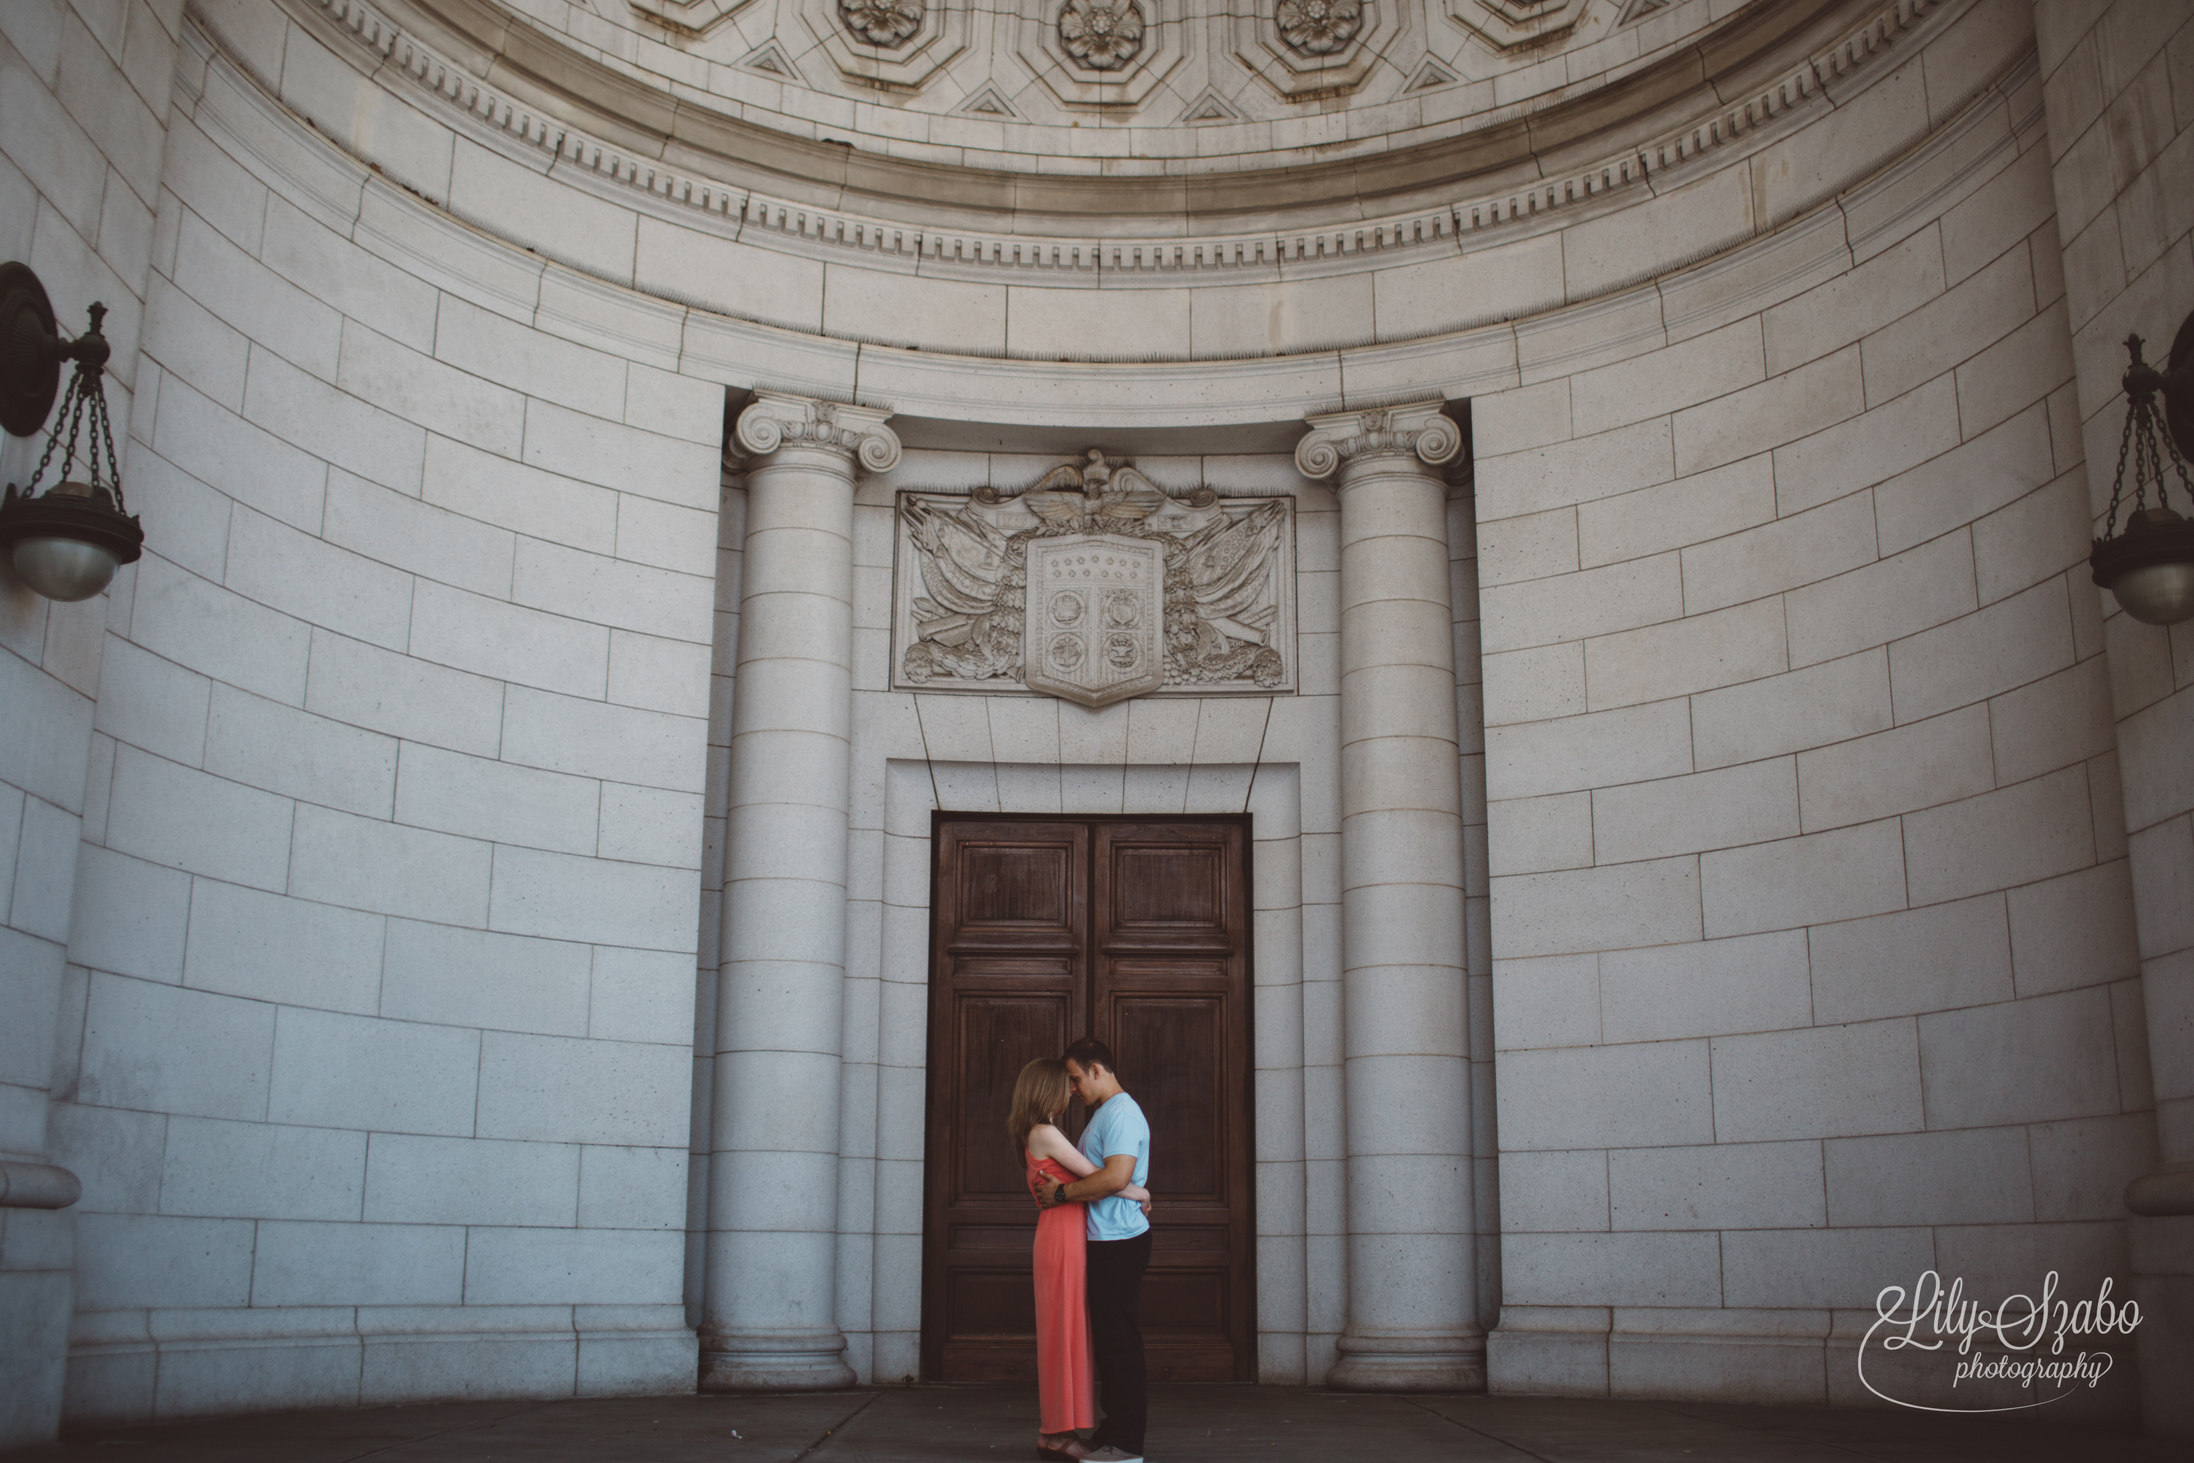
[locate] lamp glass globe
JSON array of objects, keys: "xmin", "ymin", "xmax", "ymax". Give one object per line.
[
  {"xmin": 2111, "ymin": 559, "xmax": 2194, "ymax": 626},
  {"xmin": 11, "ymin": 535, "xmax": 120, "ymax": 601}
]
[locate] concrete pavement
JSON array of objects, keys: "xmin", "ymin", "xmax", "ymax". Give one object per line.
[{"xmin": 11, "ymin": 1385, "xmax": 2174, "ymax": 1461}]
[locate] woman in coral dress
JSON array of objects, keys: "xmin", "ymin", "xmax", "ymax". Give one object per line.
[{"xmin": 1009, "ymin": 1058, "xmax": 1151, "ymax": 1462}]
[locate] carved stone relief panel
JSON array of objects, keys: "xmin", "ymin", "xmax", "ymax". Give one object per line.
[{"xmin": 891, "ymin": 451, "xmax": 1296, "ymax": 705}]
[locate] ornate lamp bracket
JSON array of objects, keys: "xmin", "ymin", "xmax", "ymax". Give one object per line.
[{"xmin": 0, "ymin": 261, "xmax": 99, "ymax": 437}]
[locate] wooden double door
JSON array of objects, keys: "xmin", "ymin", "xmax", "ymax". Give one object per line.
[{"xmin": 920, "ymin": 814, "xmax": 1255, "ymax": 1383}]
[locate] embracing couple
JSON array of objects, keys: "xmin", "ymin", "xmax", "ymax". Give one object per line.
[{"xmin": 1009, "ymin": 1037, "xmax": 1154, "ymax": 1463}]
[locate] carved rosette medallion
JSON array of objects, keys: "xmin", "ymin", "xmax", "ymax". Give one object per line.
[
  {"xmin": 1024, "ymin": 536, "xmax": 1165, "ymax": 707},
  {"xmin": 1276, "ymin": 0, "xmax": 1360, "ymax": 55},
  {"xmin": 893, "ymin": 450, "xmax": 1294, "ymax": 704},
  {"xmin": 1058, "ymin": 0, "xmax": 1145, "ymax": 70},
  {"xmin": 839, "ymin": 0, "xmax": 924, "ymax": 46}
]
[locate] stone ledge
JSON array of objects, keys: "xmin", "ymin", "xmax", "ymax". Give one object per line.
[{"xmin": 62, "ymin": 1308, "xmax": 698, "ymax": 1424}]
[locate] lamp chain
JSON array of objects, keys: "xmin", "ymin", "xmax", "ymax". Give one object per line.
[
  {"xmin": 18, "ymin": 328, "xmax": 124, "ymax": 507},
  {"xmin": 2154, "ymin": 394, "xmax": 2190, "ymax": 512},
  {"xmin": 23, "ymin": 370, "xmax": 85, "ymax": 498},
  {"xmin": 2103, "ymin": 335, "xmax": 2193, "ymax": 537},
  {"xmin": 88, "ymin": 367, "xmax": 122, "ymax": 505}
]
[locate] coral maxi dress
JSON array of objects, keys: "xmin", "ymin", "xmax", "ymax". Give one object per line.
[{"xmin": 1026, "ymin": 1150, "xmax": 1096, "ymax": 1434}]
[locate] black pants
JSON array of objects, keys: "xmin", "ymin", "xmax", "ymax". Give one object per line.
[{"xmin": 1084, "ymin": 1231, "xmax": 1151, "ymax": 1454}]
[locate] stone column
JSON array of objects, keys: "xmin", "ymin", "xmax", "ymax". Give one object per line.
[
  {"xmin": 700, "ymin": 391, "xmax": 899, "ymax": 1391},
  {"xmin": 1296, "ymin": 401, "xmax": 1483, "ymax": 1391}
]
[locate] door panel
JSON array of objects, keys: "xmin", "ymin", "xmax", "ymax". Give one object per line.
[
  {"xmin": 924, "ymin": 821, "xmax": 1089, "ymax": 1384},
  {"xmin": 955, "ymin": 996, "xmax": 1073, "ymax": 1201},
  {"xmin": 921, "ymin": 814, "xmax": 1254, "ymax": 1384},
  {"xmin": 1109, "ymin": 995, "xmax": 1223, "ymax": 1201},
  {"xmin": 959, "ymin": 842, "xmax": 1076, "ymax": 933},
  {"xmin": 1096, "ymin": 824, "xmax": 1237, "ymax": 953},
  {"xmin": 1093, "ymin": 822, "xmax": 1252, "ymax": 1381}
]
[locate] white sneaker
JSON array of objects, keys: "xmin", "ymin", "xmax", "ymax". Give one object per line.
[{"xmin": 1084, "ymin": 1448, "xmax": 1143, "ymax": 1463}]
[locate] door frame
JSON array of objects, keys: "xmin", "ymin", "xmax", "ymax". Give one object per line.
[{"xmin": 917, "ymin": 810, "xmax": 1258, "ymax": 1382}]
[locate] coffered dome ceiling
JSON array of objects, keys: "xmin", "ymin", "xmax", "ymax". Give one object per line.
[{"xmin": 364, "ymin": 0, "xmax": 1885, "ymax": 221}]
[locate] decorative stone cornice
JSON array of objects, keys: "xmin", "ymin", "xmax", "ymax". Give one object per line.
[
  {"xmin": 735, "ymin": 391, "xmax": 902, "ymax": 473},
  {"xmin": 1295, "ymin": 401, "xmax": 1461, "ymax": 478},
  {"xmin": 296, "ymin": 0, "xmax": 1958, "ymax": 285}
]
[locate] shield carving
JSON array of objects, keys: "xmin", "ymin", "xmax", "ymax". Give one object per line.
[{"xmin": 1022, "ymin": 534, "xmax": 1166, "ymax": 707}]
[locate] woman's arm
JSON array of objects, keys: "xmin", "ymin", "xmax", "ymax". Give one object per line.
[
  {"xmin": 1121, "ymin": 1183, "xmax": 1150, "ymax": 1203},
  {"xmin": 1027, "ymin": 1124, "xmax": 1099, "ymax": 1178},
  {"xmin": 1050, "ymin": 1154, "xmax": 1136, "ymax": 1204}
]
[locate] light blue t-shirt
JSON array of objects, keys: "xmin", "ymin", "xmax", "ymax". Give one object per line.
[{"xmin": 1078, "ymin": 1091, "xmax": 1151, "ymax": 1242}]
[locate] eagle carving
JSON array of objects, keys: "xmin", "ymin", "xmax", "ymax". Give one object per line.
[{"xmin": 897, "ymin": 450, "xmax": 1290, "ymax": 705}]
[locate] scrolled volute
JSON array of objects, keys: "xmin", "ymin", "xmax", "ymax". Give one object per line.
[
  {"xmin": 735, "ymin": 390, "xmax": 901, "ymax": 473},
  {"xmin": 1296, "ymin": 399, "xmax": 1461, "ymax": 479}
]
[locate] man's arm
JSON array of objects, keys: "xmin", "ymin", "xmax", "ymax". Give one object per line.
[{"xmin": 1041, "ymin": 1154, "xmax": 1136, "ymax": 1206}]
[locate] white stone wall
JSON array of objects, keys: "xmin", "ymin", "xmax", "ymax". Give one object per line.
[
  {"xmin": 0, "ymin": 0, "xmax": 2166, "ymax": 1428},
  {"xmin": 1449, "ymin": 478, "xmax": 1498, "ymax": 1334},
  {"xmin": 685, "ymin": 464, "xmax": 741, "ymax": 1330},
  {"xmin": 44, "ymin": 22, "xmax": 722, "ymax": 1422},
  {"xmin": 1473, "ymin": 15, "xmax": 2150, "ymax": 1413},
  {"xmin": 2034, "ymin": 0, "xmax": 2194, "ymax": 1438},
  {"xmin": 0, "ymin": 0, "xmax": 182, "ymax": 1447}
]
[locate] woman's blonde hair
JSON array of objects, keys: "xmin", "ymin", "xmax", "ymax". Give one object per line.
[{"xmin": 1008, "ymin": 1057, "xmax": 1073, "ymax": 1155}]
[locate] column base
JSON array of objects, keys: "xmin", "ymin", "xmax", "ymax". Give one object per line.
[
  {"xmin": 1326, "ymin": 1329, "xmax": 1486, "ymax": 1392},
  {"xmin": 697, "ymin": 1330, "xmax": 857, "ymax": 1392}
]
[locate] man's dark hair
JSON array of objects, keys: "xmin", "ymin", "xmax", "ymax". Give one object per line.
[{"xmin": 1063, "ymin": 1036, "xmax": 1117, "ymax": 1076}]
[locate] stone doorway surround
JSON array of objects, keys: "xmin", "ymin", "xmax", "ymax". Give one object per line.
[
  {"xmin": 864, "ymin": 758, "xmax": 1312, "ymax": 1387},
  {"xmin": 917, "ymin": 813, "xmax": 1260, "ymax": 1383}
]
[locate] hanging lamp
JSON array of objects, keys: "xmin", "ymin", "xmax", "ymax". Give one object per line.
[
  {"xmin": 2089, "ymin": 314, "xmax": 2194, "ymax": 627},
  {"xmin": 0, "ymin": 262, "xmax": 144, "ymax": 602}
]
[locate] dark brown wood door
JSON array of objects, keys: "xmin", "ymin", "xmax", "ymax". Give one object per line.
[{"xmin": 920, "ymin": 814, "xmax": 1254, "ymax": 1384}]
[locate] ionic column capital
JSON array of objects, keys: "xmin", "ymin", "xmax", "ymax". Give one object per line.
[
  {"xmin": 1295, "ymin": 398, "xmax": 1462, "ymax": 480},
  {"xmin": 734, "ymin": 389, "xmax": 902, "ymax": 474}
]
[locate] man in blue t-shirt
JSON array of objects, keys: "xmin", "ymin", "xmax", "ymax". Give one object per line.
[{"xmin": 1035, "ymin": 1036, "xmax": 1151, "ymax": 1463}]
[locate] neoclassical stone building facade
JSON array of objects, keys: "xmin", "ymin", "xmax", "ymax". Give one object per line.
[{"xmin": 1, "ymin": 0, "xmax": 2190, "ymax": 1446}]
